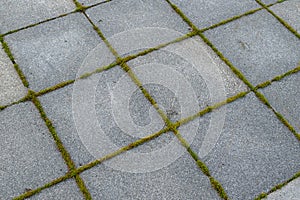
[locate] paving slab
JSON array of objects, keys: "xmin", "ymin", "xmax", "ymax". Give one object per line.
[
  {"xmin": 39, "ymin": 66, "xmax": 168, "ymax": 168},
  {"xmin": 77, "ymin": 0, "xmax": 107, "ymax": 6},
  {"xmin": 81, "ymin": 152, "xmax": 221, "ymax": 200},
  {"xmin": 267, "ymin": 177, "xmax": 300, "ymax": 200},
  {"xmin": 260, "ymin": 72, "xmax": 300, "ymax": 133},
  {"xmin": 186, "ymin": 92, "xmax": 300, "ymax": 200},
  {"xmin": 0, "ymin": 48, "xmax": 27, "ymax": 106},
  {"xmin": 261, "ymin": 0, "xmax": 279, "ymax": 4},
  {"xmin": 5, "ymin": 13, "xmax": 109, "ymax": 92},
  {"xmin": 270, "ymin": 0, "xmax": 300, "ymax": 33},
  {"xmin": 28, "ymin": 179, "xmax": 84, "ymax": 200},
  {"xmin": 169, "ymin": 0, "xmax": 259, "ymax": 29},
  {"xmin": 127, "ymin": 36, "xmax": 248, "ymax": 113},
  {"xmin": 204, "ymin": 9, "xmax": 300, "ymax": 86},
  {"xmin": 85, "ymin": 0, "xmax": 190, "ymax": 48},
  {"xmin": 0, "ymin": 0, "xmax": 75, "ymax": 34},
  {"xmin": 0, "ymin": 102, "xmax": 68, "ymax": 199}
]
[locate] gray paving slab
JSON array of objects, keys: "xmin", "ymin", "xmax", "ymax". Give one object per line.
[
  {"xmin": 169, "ymin": 0, "xmax": 259, "ymax": 29},
  {"xmin": 127, "ymin": 36, "xmax": 248, "ymax": 118},
  {"xmin": 0, "ymin": 102, "xmax": 68, "ymax": 199},
  {"xmin": 267, "ymin": 177, "xmax": 300, "ymax": 200},
  {"xmin": 186, "ymin": 92, "xmax": 300, "ymax": 200},
  {"xmin": 85, "ymin": 0, "xmax": 190, "ymax": 48},
  {"xmin": 261, "ymin": 0, "xmax": 279, "ymax": 4},
  {"xmin": 39, "ymin": 66, "xmax": 168, "ymax": 168},
  {"xmin": 0, "ymin": 48, "xmax": 27, "ymax": 106},
  {"xmin": 0, "ymin": 0, "xmax": 76, "ymax": 34},
  {"xmin": 270, "ymin": 0, "xmax": 300, "ymax": 33},
  {"xmin": 260, "ymin": 72, "xmax": 300, "ymax": 133},
  {"xmin": 81, "ymin": 152, "xmax": 221, "ymax": 200},
  {"xmin": 28, "ymin": 179, "xmax": 84, "ymax": 200},
  {"xmin": 5, "ymin": 13, "xmax": 110, "ymax": 92},
  {"xmin": 204, "ymin": 9, "xmax": 300, "ymax": 86},
  {"xmin": 77, "ymin": 0, "xmax": 107, "ymax": 6}
]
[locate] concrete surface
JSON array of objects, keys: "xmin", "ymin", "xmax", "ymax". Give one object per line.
[{"xmin": 0, "ymin": 0, "xmax": 299, "ymax": 199}]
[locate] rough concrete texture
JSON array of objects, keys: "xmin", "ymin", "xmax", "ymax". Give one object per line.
[
  {"xmin": 0, "ymin": 102, "xmax": 68, "ymax": 199},
  {"xmin": 5, "ymin": 13, "xmax": 106, "ymax": 92},
  {"xmin": 0, "ymin": 48, "xmax": 27, "ymax": 106},
  {"xmin": 0, "ymin": 0, "xmax": 75, "ymax": 34},
  {"xmin": 204, "ymin": 9, "xmax": 300, "ymax": 86}
]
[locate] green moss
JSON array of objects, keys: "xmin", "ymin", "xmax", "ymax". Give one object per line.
[
  {"xmin": 13, "ymin": 174, "xmax": 72, "ymax": 200},
  {"xmin": 74, "ymin": 175, "xmax": 92, "ymax": 199},
  {"xmin": 72, "ymin": 0, "xmax": 87, "ymax": 12},
  {"xmin": 165, "ymin": 0, "xmax": 197, "ymax": 31},
  {"xmin": 0, "ymin": 36, "xmax": 29, "ymax": 87},
  {"xmin": 2, "ymin": 12, "xmax": 73, "ymax": 37},
  {"xmin": 256, "ymin": 0, "xmax": 300, "ymax": 39},
  {"xmin": 201, "ymin": 7, "xmax": 263, "ymax": 32},
  {"xmin": 255, "ymin": 171, "xmax": 300, "ymax": 199},
  {"xmin": 0, "ymin": 91, "xmax": 32, "ymax": 111},
  {"xmin": 209, "ymin": 177, "xmax": 229, "ymax": 200},
  {"xmin": 254, "ymin": 193, "xmax": 267, "ymax": 200},
  {"xmin": 36, "ymin": 80, "xmax": 75, "ymax": 96},
  {"xmin": 255, "ymin": 92, "xmax": 271, "ymax": 107},
  {"xmin": 255, "ymin": 81, "xmax": 271, "ymax": 89}
]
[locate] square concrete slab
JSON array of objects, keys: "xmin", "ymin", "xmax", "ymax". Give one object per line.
[
  {"xmin": 77, "ymin": 0, "xmax": 107, "ymax": 6},
  {"xmin": 0, "ymin": 48, "xmax": 27, "ymax": 106},
  {"xmin": 39, "ymin": 65, "xmax": 168, "ymax": 168},
  {"xmin": 270, "ymin": 0, "xmax": 300, "ymax": 33},
  {"xmin": 85, "ymin": 0, "xmax": 190, "ymax": 48},
  {"xmin": 261, "ymin": 0, "xmax": 279, "ymax": 4},
  {"xmin": 28, "ymin": 179, "xmax": 84, "ymax": 200},
  {"xmin": 81, "ymin": 152, "xmax": 221, "ymax": 200},
  {"xmin": 0, "ymin": 0, "xmax": 75, "ymax": 34},
  {"xmin": 266, "ymin": 177, "xmax": 300, "ymax": 200},
  {"xmin": 5, "ymin": 13, "xmax": 109, "ymax": 92},
  {"xmin": 0, "ymin": 102, "xmax": 68, "ymax": 199},
  {"xmin": 169, "ymin": 0, "xmax": 259, "ymax": 29},
  {"xmin": 126, "ymin": 36, "xmax": 248, "ymax": 122},
  {"xmin": 187, "ymin": 92, "xmax": 300, "ymax": 199},
  {"xmin": 204, "ymin": 9, "xmax": 300, "ymax": 86},
  {"xmin": 260, "ymin": 72, "xmax": 300, "ymax": 133}
]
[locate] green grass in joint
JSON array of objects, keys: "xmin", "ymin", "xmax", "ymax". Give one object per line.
[
  {"xmin": 36, "ymin": 80, "xmax": 75, "ymax": 96},
  {"xmin": 30, "ymin": 90, "xmax": 75, "ymax": 170},
  {"xmin": 256, "ymin": 0, "xmax": 300, "ymax": 39},
  {"xmin": 30, "ymin": 90, "xmax": 92, "ymax": 198},
  {"xmin": 0, "ymin": 91, "xmax": 32, "ymax": 111},
  {"xmin": 0, "ymin": 36, "xmax": 29, "ymax": 87},
  {"xmin": 13, "ymin": 173, "xmax": 73, "ymax": 200},
  {"xmin": 200, "ymin": 7, "xmax": 263, "ymax": 32},
  {"xmin": 209, "ymin": 177, "xmax": 229, "ymax": 200},
  {"xmin": 72, "ymin": 0, "xmax": 87, "ymax": 12},
  {"xmin": 255, "ymin": 170, "xmax": 300, "ymax": 199}
]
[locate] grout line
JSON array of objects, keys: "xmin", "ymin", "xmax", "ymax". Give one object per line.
[
  {"xmin": 84, "ymin": 5, "xmax": 230, "ymax": 199},
  {"xmin": 164, "ymin": 0, "xmax": 300, "ymax": 143},
  {"xmin": 172, "ymin": 129, "xmax": 229, "ymax": 199},
  {"xmin": 1, "ymin": 12, "xmax": 77, "ymax": 37},
  {"xmin": 255, "ymin": 65, "xmax": 300, "ymax": 89},
  {"xmin": 12, "ymin": 89, "xmax": 255, "ymax": 199},
  {"xmin": 13, "ymin": 173, "xmax": 74, "ymax": 200},
  {"xmin": 13, "ymin": 126, "xmax": 171, "ymax": 199},
  {"xmin": 5, "ymin": 0, "xmax": 299, "ymax": 198},
  {"xmin": 0, "ymin": 36, "xmax": 29, "ymax": 87},
  {"xmin": 1, "ymin": 29, "xmax": 91, "ymax": 198},
  {"xmin": 197, "ymin": 0, "xmax": 281, "ymax": 33},
  {"xmin": 30, "ymin": 90, "xmax": 92, "ymax": 199},
  {"xmin": 255, "ymin": 170, "xmax": 300, "ymax": 200},
  {"xmin": 255, "ymin": 0, "xmax": 300, "ymax": 40},
  {"xmin": 200, "ymin": 7, "xmax": 264, "ymax": 32}
]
